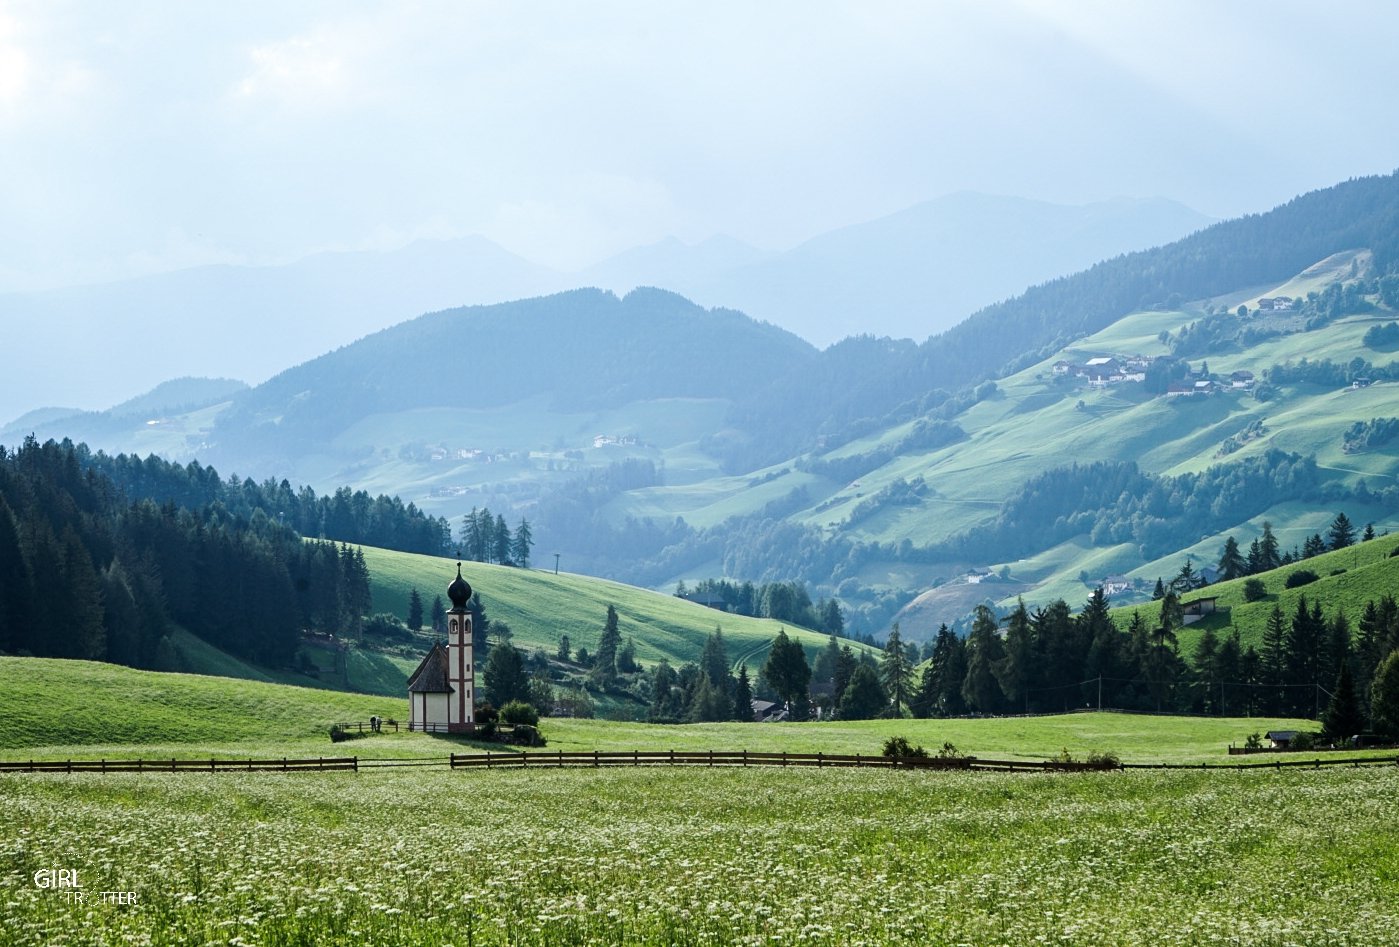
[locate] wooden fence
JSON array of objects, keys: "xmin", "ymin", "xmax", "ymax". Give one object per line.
[
  {"xmin": 2, "ymin": 752, "xmax": 1395, "ymax": 776},
  {"xmin": 448, "ymin": 749, "xmax": 1399, "ymax": 772},
  {"xmin": 0, "ymin": 757, "xmax": 358, "ymax": 773}
]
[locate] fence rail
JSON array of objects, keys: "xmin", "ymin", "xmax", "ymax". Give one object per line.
[
  {"xmin": 0, "ymin": 757, "xmax": 358, "ymax": 773},
  {"xmin": 3, "ymin": 752, "xmax": 1395, "ymax": 776}
]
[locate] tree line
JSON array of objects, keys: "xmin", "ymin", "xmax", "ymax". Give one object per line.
[
  {"xmin": 458, "ymin": 507, "xmax": 533, "ymax": 567},
  {"xmin": 0, "ymin": 437, "xmax": 371, "ymax": 670},
  {"xmin": 85, "ymin": 446, "xmax": 453, "ymax": 556}
]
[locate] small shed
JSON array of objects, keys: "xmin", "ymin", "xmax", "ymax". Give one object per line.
[
  {"xmin": 1266, "ymin": 730, "xmax": 1299, "ymax": 749},
  {"xmin": 1181, "ymin": 596, "xmax": 1218, "ymax": 625}
]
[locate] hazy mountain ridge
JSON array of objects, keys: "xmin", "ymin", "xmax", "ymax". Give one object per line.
[
  {"xmin": 0, "ymin": 192, "xmax": 1213, "ymax": 425},
  {"xmin": 8, "ymin": 172, "xmax": 1399, "ymax": 638}
]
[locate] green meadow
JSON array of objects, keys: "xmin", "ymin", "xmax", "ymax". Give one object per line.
[
  {"xmin": 0, "ymin": 656, "xmax": 1325, "ymax": 764},
  {"xmin": 3, "ymin": 657, "xmax": 1396, "ymax": 945}
]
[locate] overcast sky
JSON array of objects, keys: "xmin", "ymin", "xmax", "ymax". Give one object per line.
[{"xmin": 2, "ymin": 0, "xmax": 1397, "ymax": 292}]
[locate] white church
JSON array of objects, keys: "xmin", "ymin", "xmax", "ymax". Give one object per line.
[{"xmin": 406, "ymin": 564, "xmax": 477, "ymax": 732}]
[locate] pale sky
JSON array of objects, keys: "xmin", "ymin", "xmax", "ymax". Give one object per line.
[{"xmin": 1, "ymin": 0, "xmax": 1397, "ymax": 291}]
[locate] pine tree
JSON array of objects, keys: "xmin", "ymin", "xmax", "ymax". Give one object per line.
[
  {"xmin": 1327, "ymin": 512, "xmax": 1356, "ymax": 551},
  {"xmin": 879, "ymin": 622, "xmax": 913, "ymax": 716},
  {"xmin": 1170, "ymin": 558, "xmax": 1199, "ymax": 593},
  {"xmin": 1284, "ymin": 596, "xmax": 1324, "ymax": 716},
  {"xmin": 484, "ymin": 641, "xmax": 530, "ymax": 707},
  {"xmin": 1246, "ymin": 538, "xmax": 1265, "ymax": 575},
  {"xmin": 700, "ymin": 626, "xmax": 729, "ymax": 686},
  {"xmin": 493, "ymin": 513, "xmax": 512, "ymax": 565},
  {"xmin": 1217, "ymin": 536, "xmax": 1247, "ymax": 581},
  {"xmin": 761, "ymin": 628, "xmax": 811, "ymax": 715},
  {"xmin": 837, "ymin": 664, "xmax": 887, "ymax": 720},
  {"xmin": 1322, "ymin": 661, "xmax": 1366, "ymax": 742},
  {"xmin": 556, "ymin": 634, "xmax": 572, "ymax": 663},
  {"xmin": 732, "ymin": 664, "xmax": 755, "ymax": 721},
  {"xmin": 1363, "ymin": 523, "xmax": 1376, "ymax": 542},
  {"xmin": 961, "ymin": 606, "xmax": 1004, "ymax": 713},
  {"xmin": 1303, "ymin": 533, "xmax": 1327, "ymax": 559},
  {"xmin": 993, "ymin": 599, "xmax": 1034, "ymax": 710},
  {"xmin": 407, "ymin": 588, "xmax": 423, "ymax": 630},
  {"xmin": 0, "ymin": 495, "xmax": 30, "ymax": 655},
  {"xmin": 430, "ymin": 595, "xmax": 446, "ymax": 634},
  {"xmin": 510, "ymin": 518, "xmax": 533, "ymax": 569},
  {"xmin": 833, "ymin": 644, "xmax": 857, "ymax": 705},
  {"xmin": 590, "ymin": 604, "xmax": 621, "ymax": 685},
  {"xmin": 617, "ymin": 636, "xmax": 638, "ymax": 674},
  {"xmin": 820, "ymin": 599, "xmax": 845, "ymax": 636},
  {"xmin": 1259, "ymin": 521, "xmax": 1282, "ymax": 572},
  {"xmin": 1371, "ymin": 650, "xmax": 1399, "ymax": 738},
  {"xmin": 1152, "ymin": 578, "xmax": 1166, "ymax": 600},
  {"xmin": 910, "ymin": 662, "xmax": 938, "ymax": 719}
]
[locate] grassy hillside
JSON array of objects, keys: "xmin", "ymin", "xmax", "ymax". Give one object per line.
[
  {"xmin": 0, "ymin": 656, "xmax": 1317, "ymax": 764},
  {"xmin": 1109, "ymin": 531, "xmax": 1399, "ymax": 656},
  {"xmin": 0, "ymin": 657, "xmax": 393, "ymax": 754},
  {"xmin": 360, "ymin": 545, "xmax": 868, "ymax": 671}
]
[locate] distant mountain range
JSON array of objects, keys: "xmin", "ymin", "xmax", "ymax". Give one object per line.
[
  {"xmin": 0, "ymin": 192, "xmax": 1211, "ymax": 424},
  {"xmin": 7, "ymin": 171, "xmax": 1399, "ymax": 640},
  {"xmin": 586, "ymin": 194, "xmax": 1214, "ymax": 346}
]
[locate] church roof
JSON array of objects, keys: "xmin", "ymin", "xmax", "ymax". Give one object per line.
[{"xmin": 407, "ymin": 642, "xmax": 454, "ymax": 693}]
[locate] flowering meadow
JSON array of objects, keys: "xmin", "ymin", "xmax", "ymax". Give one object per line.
[{"xmin": 3, "ymin": 766, "xmax": 1398, "ymax": 946}]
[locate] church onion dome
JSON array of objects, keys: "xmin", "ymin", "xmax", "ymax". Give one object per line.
[{"xmin": 448, "ymin": 563, "xmax": 473, "ymax": 609}]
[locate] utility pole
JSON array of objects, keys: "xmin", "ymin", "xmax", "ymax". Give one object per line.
[
  {"xmin": 1097, "ymin": 675, "xmax": 1102, "ymax": 711},
  {"xmin": 554, "ymin": 553, "xmax": 560, "ymax": 575}
]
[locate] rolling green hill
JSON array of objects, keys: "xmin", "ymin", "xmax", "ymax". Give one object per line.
[
  {"xmin": 1108, "ymin": 531, "xmax": 1399, "ymax": 656},
  {"xmin": 360, "ymin": 545, "xmax": 869, "ymax": 672}
]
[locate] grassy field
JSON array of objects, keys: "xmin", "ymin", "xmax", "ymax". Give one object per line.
[
  {"xmin": 3, "ymin": 765, "xmax": 1398, "ymax": 946},
  {"xmin": 0, "ymin": 657, "xmax": 1322, "ymax": 765},
  {"xmin": 3, "ymin": 657, "xmax": 1393, "ymax": 944}
]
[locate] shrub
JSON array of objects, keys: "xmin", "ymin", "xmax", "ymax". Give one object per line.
[
  {"xmin": 1244, "ymin": 732, "xmax": 1262, "ymax": 750},
  {"xmin": 500, "ymin": 699, "xmax": 540, "ymax": 727},
  {"xmin": 935, "ymin": 741, "xmax": 966, "ymax": 759},
  {"xmin": 1243, "ymin": 578, "xmax": 1268, "ymax": 602},
  {"xmin": 506, "ymin": 724, "xmax": 547, "ymax": 747},
  {"xmin": 1330, "ymin": 568, "xmax": 1347, "ymax": 576},
  {"xmin": 1085, "ymin": 750, "xmax": 1121, "ymax": 769},
  {"xmin": 881, "ymin": 736, "xmax": 928, "ymax": 759},
  {"xmin": 1289, "ymin": 731, "xmax": 1317, "ymax": 751},
  {"xmin": 1285, "ymin": 570, "xmax": 1319, "ymax": 588}
]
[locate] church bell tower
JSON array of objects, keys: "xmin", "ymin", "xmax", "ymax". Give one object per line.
[{"xmin": 446, "ymin": 563, "xmax": 475, "ymax": 732}]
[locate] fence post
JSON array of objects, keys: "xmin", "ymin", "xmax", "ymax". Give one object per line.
[
  {"xmin": 782, "ymin": 750, "xmax": 788, "ymax": 767},
  {"xmin": 708, "ymin": 749, "xmax": 713, "ymax": 767},
  {"xmin": 669, "ymin": 749, "xmax": 675, "ymax": 766},
  {"xmin": 742, "ymin": 749, "xmax": 748, "ymax": 767},
  {"xmin": 817, "ymin": 751, "xmax": 824, "ymax": 768},
  {"xmin": 854, "ymin": 753, "xmax": 860, "ymax": 768},
  {"xmin": 487, "ymin": 751, "xmax": 493, "ymax": 770},
  {"xmin": 353, "ymin": 757, "xmax": 358, "ymax": 773},
  {"xmin": 632, "ymin": 750, "xmax": 638, "ymax": 767},
  {"xmin": 594, "ymin": 750, "xmax": 600, "ymax": 768}
]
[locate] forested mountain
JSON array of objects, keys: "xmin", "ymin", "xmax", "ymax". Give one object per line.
[{"xmin": 203, "ymin": 287, "xmax": 817, "ymax": 470}]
